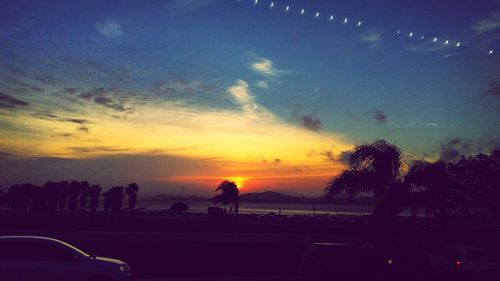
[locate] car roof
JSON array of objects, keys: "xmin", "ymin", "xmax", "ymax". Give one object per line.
[
  {"xmin": 0, "ymin": 236, "xmax": 90, "ymax": 256},
  {"xmin": 0, "ymin": 236, "xmax": 64, "ymax": 243}
]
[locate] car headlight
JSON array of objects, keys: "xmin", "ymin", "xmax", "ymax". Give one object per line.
[{"xmin": 119, "ymin": 264, "xmax": 131, "ymax": 274}]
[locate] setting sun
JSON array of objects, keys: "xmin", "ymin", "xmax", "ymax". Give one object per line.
[{"xmin": 228, "ymin": 177, "xmax": 247, "ymax": 189}]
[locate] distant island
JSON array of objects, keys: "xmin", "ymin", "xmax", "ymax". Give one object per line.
[{"xmin": 142, "ymin": 191, "xmax": 374, "ymax": 205}]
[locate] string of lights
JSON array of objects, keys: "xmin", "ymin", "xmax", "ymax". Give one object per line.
[{"xmin": 237, "ymin": 0, "xmax": 495, "ymax": 56}]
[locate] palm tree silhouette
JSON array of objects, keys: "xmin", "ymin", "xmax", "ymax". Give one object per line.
[
  {"xmin": 125, "ymin": 183, "xmax": 140, "ymax": 216},
  {"xmin": 79, "ymin": 181, "xmax": 90, "ymax": 211},
  {"xmin": 405, "ymin": 161, "xmax": 450, "ymax": 219},
  {"xmin": 325, "ymin": 140, "xmax": 403, "ymax": 220},
  {"xmin": 212, "ymin": 180, "xmax": 239, "ymax": 215},
  {"xmin": 88, "ymin": 184, "xmax": 102, "ymax": 220}
]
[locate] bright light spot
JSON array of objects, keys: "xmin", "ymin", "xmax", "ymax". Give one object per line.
[
  {"xmin": 329, "ymin": 15, "xmax": 334, "ymax": 21},
  {"xmin": 388, "ymin": 259, "xmax": 393, "ymax": 265},
  {"xmin": 285, "ymin": 5, "xmax": 289, "ymax": 12},
  {"xmin": 300, "ymin": 9, "xmax": 304, "ymax": 15},
  {"xmin": 420, "ymin": 36, "xmax": 425, "ymax": 40},
  {"xmin": 456, "ymin": 42, "xmax": 461, "ymax": 47},
  {"xmin": 315, "ymin": 12, "xmax": 319, "ymax": 18},
  {"xmin": 489, "ymin": 49, "xmax": 494, "ymax": 55},
  {"xmin": 409, "ymin": 32, "xmax": 413, "ymax": 37},
  {"xmin": 357, "ymin": 21, "xmax": 362, "ymax": 27},
  {"xmin": 445, "ymin": 40, "xmax": 449, "ymax": 45},
  {"xmin": 343, "ymin": 18, "xmax": 348, "ymax": 24},
  {"xmin": 254, "ymin": 0, "xmax": 258, "ymax": 5},
  {"xmin": 228, "ymin": 177, "xmax": 247, "ymax": 188},
  {"xmin": 270, "ymin": 2, "xmax": 273, "ymax": 8},
  {"xmin": 433, "ymin": 37, "xmax": 438, "ymax": 42},
  {"xmin": 396, "ymin": 30, "xmax": 400, "ymax": 34}
]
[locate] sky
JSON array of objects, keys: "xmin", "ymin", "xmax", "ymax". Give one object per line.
[{"xmin": 0, "ymin": 0, "xmax": 499, "ymax": 196}]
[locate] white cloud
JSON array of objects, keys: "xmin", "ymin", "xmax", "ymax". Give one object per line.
[
  {"xmin": 227, "ymin": 80, "xmax": 273, "ymax": 119},
  {"xmin": 424, "ymin": 122, "xmax": 439, "ymax": 128},
  {"xmin": 96, "ymin": 19, "xmax": 124, "ymax": 38},
  {"xmin": 256, "ymin": 80, "xmax": 269, "ymax": 89},
  {"xmin": 472, "ymin": 11, "xmax": 500, "ymax": 34},
  {"xmin": 251, "ymin": 58, "xmax": 282, "ymax": 76},
  {"xmin": 359, "ymin": 30, "xmax": 383, "ymax": 48}
]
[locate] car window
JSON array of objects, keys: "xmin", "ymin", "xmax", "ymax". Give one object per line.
[
  {"xmin": 0, "ymin": 240, "xmax": 74, "ymax": 262},
  {"xmin": 465, "ymin": 250, "xmax": 484, "ymax": 262}
]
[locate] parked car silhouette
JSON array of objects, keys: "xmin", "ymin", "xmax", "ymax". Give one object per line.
[
  {"xmin": 0, "ymin": 236, "xmax": 132, "ymax": 281},
  {"xmin": 427, "ymin": 246, "xmax": 500, "ymax": 281}
]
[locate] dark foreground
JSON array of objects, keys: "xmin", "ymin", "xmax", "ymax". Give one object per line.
[{"xmin": 1, "ymin": 210, "xmax": 500, "ymax": 280}]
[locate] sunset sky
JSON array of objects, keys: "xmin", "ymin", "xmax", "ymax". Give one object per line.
[{"xmin": 0, "ymin": 0, "xmax": 499, "ymax": 196}]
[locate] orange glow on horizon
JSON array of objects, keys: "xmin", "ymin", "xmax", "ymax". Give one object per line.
[{"xmin": 227, "ymin": 177, "xmax": 247, "ymax": 188}]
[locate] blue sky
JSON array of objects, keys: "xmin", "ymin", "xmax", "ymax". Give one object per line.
[{"xmin": 0, "ymin": 0, "xmax": 499, "ymax": 195}]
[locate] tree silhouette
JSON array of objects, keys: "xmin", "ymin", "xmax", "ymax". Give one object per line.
[
  {"xmin": 57, "ymin": 181, "xmax": 69, "ymax": 211},
  {"xmin": 211, "ymin": 180, "xmax": 239, "ymax": 215},
  {"xmin": 43, "ymin": 181, "xmax": 60, "ymax": 216},
  {"xmin": 325, "ymin": 140, "xmax": 403, "ymax": 221},
  {"xmin": 79, "ymin": 182, "xmax": 89, "ymax": 211},
  {"xmin": 125, "ymin": 182, "xmax": 140, "ymax": 215},
  {"xmin": 109, "ymin": 186, "xmax": 125, "ymax": 222},
  {"xmin": 67, "ymin": 181, "xmax": 81, "ymax": 217},
  {"xmin": 88, "ymin": 184, "xmax": 102, "ymax": 220}
]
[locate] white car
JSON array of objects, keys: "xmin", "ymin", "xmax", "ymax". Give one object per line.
[
  {"xmin": 0, "ymin": 236, "xmax": 132, "ymax": 281},
  {"xmin": 427, "ymin": 246, "xmax": 500, "ymax": 281}
]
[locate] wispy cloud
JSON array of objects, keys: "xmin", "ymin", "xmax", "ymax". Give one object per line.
[
  {"xmin": 0, "ymin": 92, "xmax": 30, "ymax": 109},
  {"xmin": 227, "ymin": 80, "xmax": 273, "ymax": 119},
  {"xmin": 472, "ymin": 11, "xmax": 500, "ymax": 34},
  {"xmin": 251, "ymin": 58, "xmax": 281, "ymax": 76},
  {"xmin": 359, "ymin": 30, "xmax": 383, "ymax": 48},
  {"xmin": 96, "ymin": 18, "xmax": 124, "ymax": 38},
  {"xmin": 301, "ymin": 115, "xmax": 322, "ymax": 132},
  {"xmin": 372, "ymin": 109, "xmax": 387, "ymax": 125}
]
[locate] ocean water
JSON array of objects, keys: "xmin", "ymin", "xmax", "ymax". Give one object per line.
[{"xmin": 137, "ymin": 200, "xmax": 374, "ymax": 216}]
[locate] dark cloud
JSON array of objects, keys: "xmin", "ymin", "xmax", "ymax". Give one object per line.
[
  {"xmin": 321, "ymin": 149, "xmax": 353, "ymax": 164},
  {"xmin": 78, "ymin": 126, "xmax": 89, "ymax": 133},
  {"xmin": 76, "ymin": 87, "xmax": 134, "ymax": 113},
  {"xmin": 0, "ymin": 91, "xmax": 30, "ymax": 109},
  {"xmin": 56, "ymin": 132, "xmax": 74, "ymax": 138},
  {"xmin": 439, "ymin": 136, "xmax": 500, "ymax": 162},
  {"xmin": 372, "ymin": 109, "xmax": 387, "ymax": 125},
  {"xmin": 321, "ymin": 150, "xmax": 335, "ymax": 162},
  {"xmin": 33, "ymin": 112, "xmax": 90, "ymax": 125},
  {"xmin": 79, "ymin": 87, "xmax": 108, "ymax": 99},
  {"xmin": 67, "ymin": 146, "xmax": 132, "ymax": 154},
  {"xmin": 338, "ymin": 150, "xmax": 352, "ymax": 164},
  {"xmin": 93, "ymin": 96, "xmax": 127, "ymax": 112},
  {"xmin": 439, "ymin": 138, "xmax": 464, "ymax": 162},
  {"xmin": 301, "ymin": 115, "xmax": 322, "ymax": 131}
]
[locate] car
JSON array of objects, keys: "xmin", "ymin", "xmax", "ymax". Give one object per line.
[
  {"xmin": 0, "ymin": 236, "xmax": 132, "ymax": 281},
  {"xmin": 427, "ymin": 246, "xmax": 500, "ymax": 281}
]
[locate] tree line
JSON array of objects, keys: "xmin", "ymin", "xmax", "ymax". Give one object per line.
[
  {"xmin": 0, "ymin": 181, "xmax": 140, "ymax": 219},
  {"xmin": 325, "ymin": 140, "xmax": 500, "ymax": 226}
]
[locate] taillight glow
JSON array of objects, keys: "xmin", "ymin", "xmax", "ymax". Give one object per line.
[
  {"xmin": 387, "ymin": 258, "xmax": 393, "ymax": 265},
  {"xmin": 455, "ymin": 260, "xmax": 462, "ymax": 267}
]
